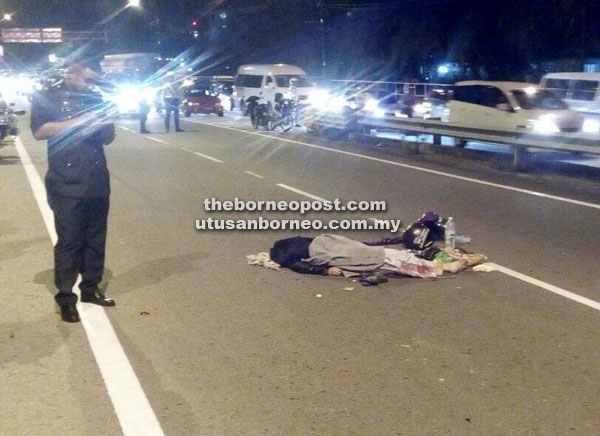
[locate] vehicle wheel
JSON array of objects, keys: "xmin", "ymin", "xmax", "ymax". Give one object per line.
[
  {"xmin": 184, "ymin": 112, "xmax": 191, "ymax": 118},
  {"xmin": 455, "ymin": 139, "xmax": 468, "ymax": 148},
  {"xmin": 218, "ymin": 111, "xmax": 224, "ymax": 117}
]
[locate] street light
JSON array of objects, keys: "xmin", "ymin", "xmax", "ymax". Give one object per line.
[
  {"xmin": 127, "ymin": 0, "xmax": 141, "ymax": 7},
  {"xmin": 3, "ymin": 13, "xmax": 12, "ymax": 21}
]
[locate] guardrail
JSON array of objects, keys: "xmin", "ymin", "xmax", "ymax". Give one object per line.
[
  {"xmin": 358, "ymin": 112, "xmax": 600, "ymax": 155},
  {"xmin": 308, "ymin": 109, "xmax": 600, "ymax": 170},
  {"xmin": 328, "ymin": 80, "xmax": 451, "ymax": 99}
]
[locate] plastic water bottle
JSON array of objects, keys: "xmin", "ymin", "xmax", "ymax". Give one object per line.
[{"xmin": 445, "ymin": 217, "xmax": 456, "ymax": 248}]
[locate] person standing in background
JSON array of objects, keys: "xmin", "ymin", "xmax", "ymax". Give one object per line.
[{"xmin": 163, "ymin": 80, "xmax": 183, "ymax": 133}]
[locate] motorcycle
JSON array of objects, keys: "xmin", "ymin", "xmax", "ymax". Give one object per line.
[
  {"xmin": 247, "ymin": 95, "xmax": 297, "ymax": 132},
  {"xmin": 246, "ymin": 96, "xmax": 272, "ymax": 130},
  {"xmin": 272, "ymin": 97, "xmax": 297, "ymax": 132},
  {"xmin": 0, "ymin": 103, "xmax": 27, "ymax": 142}
]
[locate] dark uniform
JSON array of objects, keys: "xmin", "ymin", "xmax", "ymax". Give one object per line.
[{"xmin": 30, "ymin": 87, "xmax": 114, "ymax": 308}]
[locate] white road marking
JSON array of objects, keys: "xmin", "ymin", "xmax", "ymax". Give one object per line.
[
  {"xmin": 117, "ymin": 126, "xmax": 135, "ymax": 133},
  {"xmin": 181, "ymin": 147, "xmax": 194, "ymax": 153},
  {"xmin": 197, "ymin": 122, "xmax": 600, "ymax": 211},
  {"xmin": 193, "ymin": 151, "xmax": 223, "ymax": 163},
  {"xmin": 276, "ymin": 183, "xmax": 329, "ymax": 202},
  {"xmin": 243, "ymin": 170, "xmax": 265, "ymax": 179},
  {"xmin": 144, "ymin": 136, "xmax": 170, "ymax": 145},
  {"xmin": 486, "ymin": 263, "xmax": 600, "ymax": 312},
  {"xmin": 14, "ymin": 138, "xmax": 165, "ymax": 436}
]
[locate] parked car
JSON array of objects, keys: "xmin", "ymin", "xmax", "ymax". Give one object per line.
[
  {"xmin": 181, "ymin": 86, "xmax": 224, "ymax": 117},
  {"xmin": 444, "ymin": 81, "xmax": 584, "ymax": 134},
  {"xmin": 540, "ymin": 72, "xmax": 600, "ymax": 116}
]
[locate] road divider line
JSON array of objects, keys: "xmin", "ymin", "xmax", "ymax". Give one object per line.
[
  {"xmin": 193, "ymin": 151, "xmax": 223, "ymax": 163},
  {"xmin": 243, "ymin": 170, "xmax": 265, "ymax": 179},
  {"xmin": 276, "ymin": 183, "xmax": 329, "ymax": 202},
  {"xmin": 486, "ymin": 262, "xmax": 600, "ymax": 312},
  {"xmin": 198, "ymin": 122, "xmax": 600, "ymax": 211},
  {"xmin": 144, "ymin": 136, "xmax": 170, "ymax": 145},
  {"xmin": 14, "ymin": 138, "xmax": 165, "ymax": 436},
  {"xmin": 117, "ymin": 126, "xmax": 135, "ymax": 133}
]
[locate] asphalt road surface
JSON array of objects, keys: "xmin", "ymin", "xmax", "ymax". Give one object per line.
[{"xmin": 1, "ymin": 111, "xmax": 599, "ymax": 436}]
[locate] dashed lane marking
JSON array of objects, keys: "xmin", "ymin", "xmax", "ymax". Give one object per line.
[
  {"xmin": 194, "ymin": 121, "xmax": 600, "ymax": 211},
  {"xmin": 243, "ymin": 170, "xmax": 265, "ymax": 179},
  {"xmin": 276, "ymin": 183, "xmax": 329, "ymax": 202},
  {"xmin": 144, "ymin": 136, "xmax": 170, "ymax": 145},
  {"xmin": 193, "ymin": 151, "xmax": 223, "ymax": 163}
]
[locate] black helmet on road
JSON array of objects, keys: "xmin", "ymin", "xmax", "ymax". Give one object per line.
[
  {"xmin": 402, "ymin": 223, "xmax": 435, "ymax": 250},
  {"xmin": 417, "ymin": 211, "xmax": 445, "ymax": 241}
]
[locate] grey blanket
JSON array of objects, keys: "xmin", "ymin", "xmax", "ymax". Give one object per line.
[{"xmin": 304, "ymin": 234, "xmax": 385, "ymax": 277}]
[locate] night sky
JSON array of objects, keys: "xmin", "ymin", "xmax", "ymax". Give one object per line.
[{"xmin": 1, "ymin": 0, "xmax": 599, "ymax": 80}]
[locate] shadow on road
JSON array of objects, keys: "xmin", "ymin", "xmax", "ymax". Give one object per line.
[{"xmin": 0, "ymin": 155, "xmax": 21, "ymax": 166}]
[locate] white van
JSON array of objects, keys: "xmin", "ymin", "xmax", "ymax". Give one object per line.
[
  {"xmin": 445, "ymin": 81, "xmax": 584, "ymax": 134},
  {"xmin": 540, "ymin": 72, "xmax": 600, "ymax": 115},
  {"xmin": 235, "ymin": 64, "xmax": 313, "ymax": 112}
]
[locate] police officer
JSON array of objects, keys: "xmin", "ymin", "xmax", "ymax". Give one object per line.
[
  {"xmin": 163, "ymin": 80, "xmax": 184, "ymax": 133},
  {"xmin": 30, "ymin": 59, "xmax": 117, "ymax": 323}
]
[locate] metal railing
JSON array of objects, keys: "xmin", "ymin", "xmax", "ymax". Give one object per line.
[{"xmin": 328, "ymin": 79, "xmax": 451, "ymax": 99}]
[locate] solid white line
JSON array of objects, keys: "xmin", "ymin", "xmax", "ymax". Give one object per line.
[
  {"xmin": 243, "ymin": 170, "xmax": 265, "ymax": 179},
  {"xmin": 181, "ymin": 147, "xmax": 194, "ymax": 153},
  {"xmin": 486, "ymin": 262, "xmax": 600, "ymax": 312},
  {"xmin": 117, "ymin": 126, "xmax": 135, "ymax": 133},
  {"xmin": 14, "ymin": 138, "xmax": 165, "ymax": 436},
  {"xmin": 144, "ymin": 136, "xmax": 170, "ymax": 145},
  {"xmin": 197, "ymin": 122, "xmax": 600, "ymax": 211},
  {"xmin": 193, "ymin": 151, "xmax": 223, "ymax": 163},
  {"xmin": 276, "ymin": 183, "xmax": 329, "ymax": 202}
]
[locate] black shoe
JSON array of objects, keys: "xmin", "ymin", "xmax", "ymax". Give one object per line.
[
  {"xmin": 175, "ymin": 128, "xmax": 184, "ymax": 132},
  {"xmin": 359, "ymin": 272, "xmax": 389, "ymax": 287},
  {"xmin": 141, "ymin": 129, "xmax": 151, "ymax": 134},
  {"xmin": 81, "ymin": 291, "xmax": 116, "ymax": 307},
  {"xmin": 61, "ymin": 303, "xmax": 81, "ymax": 323}
]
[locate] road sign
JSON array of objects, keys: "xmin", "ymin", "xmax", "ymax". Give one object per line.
[{"xmin": 0, "ymin": 28, "xmax": 63, "ymax": 43}]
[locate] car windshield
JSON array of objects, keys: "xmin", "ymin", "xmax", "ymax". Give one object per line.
[
  {"xmin": 512, "ymin": 89, "xmax": 568, "ymax": 110},
  {"xmin": 274, "ymin": 75, "xmax": 311, "ymax": 88}
]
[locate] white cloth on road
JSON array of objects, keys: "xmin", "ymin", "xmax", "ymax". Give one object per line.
[{"xmin": 247, "ymin": 252, "xmax": 281, "ymax": 270}]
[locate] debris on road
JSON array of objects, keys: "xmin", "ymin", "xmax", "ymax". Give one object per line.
[
  {"xmin": 254, "ymin": 214, "xmax": 488, "ymax": 286},
  {"xmin": 246, "ymin": 252, "xmax": 281, "ymax": 270},
  {"xmin": 473, "ymin": 263, "xmax": 497, "ymax": 272},
  {"xmin": 140, "ymin": 311, "xmax": 150, "ymax": 316}
]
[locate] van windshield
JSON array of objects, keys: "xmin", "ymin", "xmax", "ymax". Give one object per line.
[
  {"xmin": 275, "ymin": 75, "xmax": 311, "ymax": 88},
  {"xmin": 512, "ymin": 89, "xmax": 569, "ymax": 110}
]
